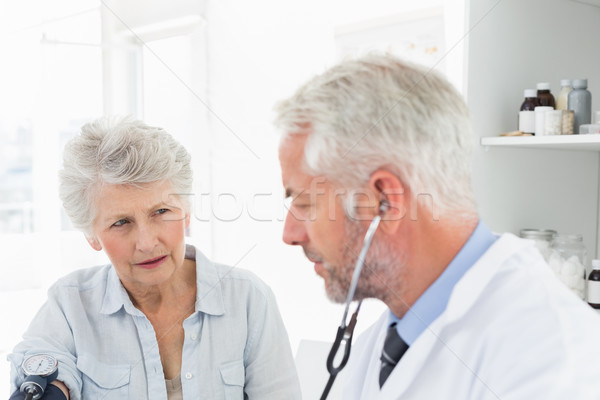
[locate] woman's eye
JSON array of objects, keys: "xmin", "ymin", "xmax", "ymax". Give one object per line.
[
  {"xmin": 112, "ymin": 219, "xmax": 128, "ymax": 227},
  {"xmin": 156, "ymin": 208, "xmax": 169, "ymax": 215}
]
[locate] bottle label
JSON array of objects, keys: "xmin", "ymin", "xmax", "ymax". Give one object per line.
[
  {"xmin": 587, "ymin": 280, "xmax": 600, "ymax": 304},
  {"xmin": 519, "ymin": 111, "xmax": 535, "ymax": 133}
]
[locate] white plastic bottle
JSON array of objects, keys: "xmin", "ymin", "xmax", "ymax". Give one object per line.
[
  {"xmin": 568, "ymin": 78, "xmax": 592, "ymax": 134},
  {"xmin": 555, "ymin": 79, "xmax": 572, "ymax": 110}
]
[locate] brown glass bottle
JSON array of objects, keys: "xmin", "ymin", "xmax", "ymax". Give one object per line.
[
  {"xmin": 536, "ymin": 82, "xmax": 556, "ymax": 108},
  {"xmin": 588, "ymin": 259, "xmax": 600, "ymax": 309},
  {"xmin": 520, "ymin": 89, "xmax": 540, "ymax": 111}
]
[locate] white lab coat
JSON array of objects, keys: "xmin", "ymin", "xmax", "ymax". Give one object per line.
[{"xmin": 342, "ymin": 233, "xmax": 600, "ymax": 399}]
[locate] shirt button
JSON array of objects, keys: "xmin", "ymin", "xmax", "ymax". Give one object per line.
[
  {"xmin": 191, "ymin": 334, "xmax": 197, "ymax": 340},
  {"xmin": 185, "ymin": 372, "xmax": 192, "ymax": 379}
]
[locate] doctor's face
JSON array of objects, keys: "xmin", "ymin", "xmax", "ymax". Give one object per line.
[
  {"xmin": 279, "ymin": 134, "xmax": 395, "ymax": 303},
  {"xmin": 87, "ymin": 180, "xmax": 190, "ymax": 294}
]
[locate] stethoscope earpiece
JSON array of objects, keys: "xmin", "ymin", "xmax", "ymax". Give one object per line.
[{"xmin": 379, "ymin": 200, "xmax": 389, "ymax": 215}]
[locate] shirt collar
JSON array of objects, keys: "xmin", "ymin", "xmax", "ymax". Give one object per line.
[
  {"xmin": 101, "ymin": 244, "xmax": 225, "ymax": 317},
  {"xmin": 388, "ymin": 220, "xmax": 497, "ymax": 345},
  {"xmin": 100, "ymin": 266, "xmax": 140, "ymax": 316}
]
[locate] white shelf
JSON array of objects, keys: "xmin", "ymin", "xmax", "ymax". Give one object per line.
[{"xmin": 480, "ymin": 134, "xmax": 600, "ymax": 151}]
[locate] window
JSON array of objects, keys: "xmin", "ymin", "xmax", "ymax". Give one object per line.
[{"xmin": 0, "ymin": 2, "xmax": 208, "ymax": 394}]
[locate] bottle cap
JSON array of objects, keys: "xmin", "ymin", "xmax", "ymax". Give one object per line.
[
  {"xmin": 572, "ymin": 79, "xmax": 588, "ymax": 89},
  {"xmin": 537, "ymin": 82, "xmax": 551, "ymax": 90},
  {"xmin": 593, "ymin": 259, "xmax": 600, "ymax": 269},
  {"xmin": 524, "ymin": 89, "xmax": 537, "ymax": 98},
  {"xmin": 560, "ymin": 79, "xmax": 571, "ymax": 87}
]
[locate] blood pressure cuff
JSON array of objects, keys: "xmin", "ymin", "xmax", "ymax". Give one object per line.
[{"xmin": 9, "ymin": 384, "xmax": 67, "ymax": 400}]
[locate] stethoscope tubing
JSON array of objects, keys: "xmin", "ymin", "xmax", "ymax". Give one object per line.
[
  {"xmin": 340, "ymin": 215, "xmax": 382, "ymax": 327},
  {"xmin": 321, "ymin": 214, "xmax": 383, "ymax": 399}
]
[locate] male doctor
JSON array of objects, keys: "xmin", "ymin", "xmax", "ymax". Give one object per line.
[{"xmin": 274, "ymin": 53, "xmax": 600, "ymax": 399}]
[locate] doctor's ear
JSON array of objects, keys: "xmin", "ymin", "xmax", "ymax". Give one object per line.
[
  {"xmin": 86, "ymin": 236, "xmax": 103, "ymax": 251},
  {"xmin": 368, "ymin": 170, "xmax": 406, "ymax": 233}
]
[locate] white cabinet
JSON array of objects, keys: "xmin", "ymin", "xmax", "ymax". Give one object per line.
[{"xmin": 466, "ymin": 0, "xmax": 600, "ymax": 258}]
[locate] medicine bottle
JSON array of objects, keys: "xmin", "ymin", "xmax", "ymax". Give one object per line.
[
  {"xmin": 555, "ymin": 79, "xmax": 572, "ymax": 110},
  {"xmin": 520, "ymin": 89, "xmax": 540, "ymax": 111},
  {"xmin": 536, "ymin": 82, "xmax": 556, "ymax": 108},
  {"xmin": 519, "ymin": 89, "xmax": 539, "ymax": 134},
  {"xmin": 568, "ymin": 78, "xmax": 592, "ymax": 134},
  {"xmin": 587, "ymin": 259, "xmax": 600, "ymax": 309}
]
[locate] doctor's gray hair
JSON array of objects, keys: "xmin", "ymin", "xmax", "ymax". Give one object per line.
[
  {"xmin": 59, "ymin": 116, "xmax": 193, "ymax": 236},
  {"xmin": 274, "ymin": 53, "xmax": 476, "ymax": 218}
]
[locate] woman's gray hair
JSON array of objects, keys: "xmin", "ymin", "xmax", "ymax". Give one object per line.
[
  {"xmin": 274, "ymin": 53, "xmax": 476, "ymax": 218},
  {"xmin": 59, "ymin": 116, "xmax": 193, "ymax": 235}
]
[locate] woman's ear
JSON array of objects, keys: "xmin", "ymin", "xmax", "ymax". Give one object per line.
[
  {"xmin": 368, "ymin": 170, "xmax": 407, "ymax": 234},
  {"xmin": 86, "ymin": 236, "xmax": 103, "ymax": 251}
]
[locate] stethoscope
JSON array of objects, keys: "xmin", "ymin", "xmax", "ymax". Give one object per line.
[{"xmin": 320, "ymin": 202, "xmax": 386, "ymax": 400}]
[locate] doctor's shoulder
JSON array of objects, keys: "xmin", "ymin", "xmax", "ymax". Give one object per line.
[{"xmin": 468, "ymin": 236, "xmax": 600, "ymax": 390}]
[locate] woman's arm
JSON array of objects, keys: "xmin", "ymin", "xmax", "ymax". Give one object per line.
[
  {"xmin": 8, "ymin": 285, "xmax": 80, "ymax": 399},
  {"xmin": 243, "ymin": 285, "xmax": 301, "ymax": 399}
]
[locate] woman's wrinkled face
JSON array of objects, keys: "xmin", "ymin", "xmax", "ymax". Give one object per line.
[{"xmin": 87, "ymin": 180, "xmax": 190, "ymax": 293}]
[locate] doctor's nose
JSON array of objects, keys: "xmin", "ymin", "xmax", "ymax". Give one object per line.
[{"xmin": 282, "ymin": 209, "xmax": 308, "ymax": 246}]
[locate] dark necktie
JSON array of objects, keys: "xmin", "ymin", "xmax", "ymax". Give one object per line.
[{"xmin": 379, "ymin": 322, "xmax": 409, "ymax": 388}]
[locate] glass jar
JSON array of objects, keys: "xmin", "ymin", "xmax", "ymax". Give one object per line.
[
  {"xmin": 549, "ymin": 233, "xmax": 587, "ymax": 299},
  {"xmin": 519, "ymin": 228, "xmax": 556, "ymax": 260}
]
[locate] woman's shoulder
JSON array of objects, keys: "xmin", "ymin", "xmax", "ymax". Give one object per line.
[
  {"xmin": 194, "ymin": 248, "xmax": 273, "ymax": 298},
  {"xmin": 50, "ymin": 264, "xmax": 113, "ymax": 292}
]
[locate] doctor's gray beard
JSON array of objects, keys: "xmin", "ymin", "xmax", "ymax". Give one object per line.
[{"xmin": 323, "ymin": 217, "xmax": 401, "ymax": 304}]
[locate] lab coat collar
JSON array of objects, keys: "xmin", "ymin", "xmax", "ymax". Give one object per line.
[
  {"xmin": 377, "ymin": 233, "xmax": 532, "ymax": 398},
  {"xmin": 100, "ymin": 244, "xmax": 226, "ymax": 317},
  {"xmin": 443, "ymin": 233, "xmax": 530, "ymax": 324}
]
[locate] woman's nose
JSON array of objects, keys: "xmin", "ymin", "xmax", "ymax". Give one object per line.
[{"xmin": 135, "ymin": 223, "xmax": 159, "ymax": 252}]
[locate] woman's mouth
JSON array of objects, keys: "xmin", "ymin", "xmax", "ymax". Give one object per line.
[{"xmin": 135, "ymin": 255, "xmax": 167, "ymax": 269}]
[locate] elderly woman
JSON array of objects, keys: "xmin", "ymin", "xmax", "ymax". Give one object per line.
[{"xmin": 8, "ymin": 116, "xmax": 301, "ymax": 400}]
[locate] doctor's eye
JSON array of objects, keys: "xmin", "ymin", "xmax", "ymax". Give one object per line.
[{"xmin": 293, "ymin": 202, "xmax": 312, "ymax": 210}]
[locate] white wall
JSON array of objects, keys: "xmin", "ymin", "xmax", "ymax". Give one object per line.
[
  {"xmin": 202, "ymin": 0, "xmax": 463, "ymax": 353},
  {"xmin": 468, "ymin": 0, "xmax": 600, "ymax": 260},
  {"xmin": 202, "ymin": 0, "xmax": 600, "ymax": 355}
]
